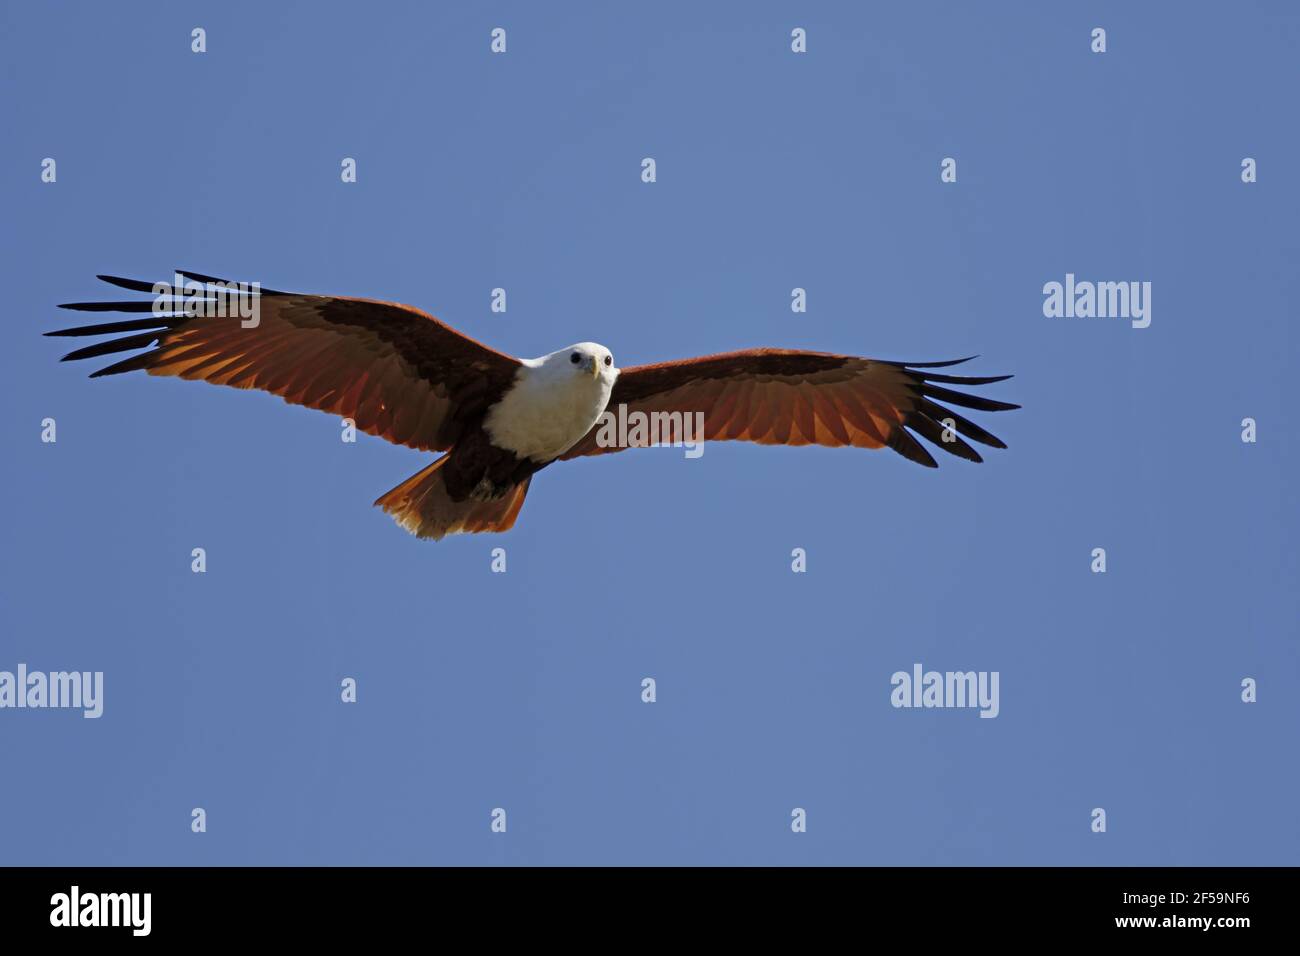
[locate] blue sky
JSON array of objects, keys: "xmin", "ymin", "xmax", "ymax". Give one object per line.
[{"xmin": 1, "ymin": 1, "xmax": 1296, "ymax": 865}]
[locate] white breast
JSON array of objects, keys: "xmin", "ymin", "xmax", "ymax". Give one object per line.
[{"xmin": 484, "ymin": 362, "xmax": 614, "ymax": 462}]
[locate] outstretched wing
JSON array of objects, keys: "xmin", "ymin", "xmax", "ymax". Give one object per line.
[
  {"xmin": 561, "ymin": 349, "xmax": 1018, "ymax": 467},
  {"xmin": 48, "ymin": 271, "xmax": 521, "ymax": 452}
]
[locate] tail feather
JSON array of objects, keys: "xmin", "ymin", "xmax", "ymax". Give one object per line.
[{"xmin": 374, "ymin": 455, "xmax": 531, "ymax": 540}]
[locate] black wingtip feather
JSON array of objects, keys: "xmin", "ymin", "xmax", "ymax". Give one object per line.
[
  {"xmin": 176, "ymin": 269, "xmax": 287, "ymax": 296},
  {"xmin": 919, "ymin": 399, "xmax": 1007, "ymax": 449},
  {"xmin": 87, "ymin": 352, "xmax": 156, "ymax": 378},
  {"xmin": 887, "ymin": 426, "xmax": 939, "ymax": 468},
  {"xmin": 53, "ymin": 269, "xmax": 295, "ymax": 379},
  {"xmin": 176, "ymin": 269, "xmax": 232, "ymax": 284},
  {"xmin": 919, "ymin": 382, "xmax": 1021, "ymax": 412},
  {"xmin": 881, "ymin": 358, "xmax": 1018, "ymax": 467},
  {"xmin": 59, "ymin": 331, "xmax": 165, "ymax": 362},
  {"xmin": 917, "ymin": 371, "xmax": 1013, "ymax": 386},
  {"xmin": 95, "ymin": 275, "xmax": 159, "ymax": 293},
  {"xmin": 906, "ymin": 412, "xmax": 984, "ymax": 463},
  {"xmin": 889, "ymin": 355, "xmax": 979, "ymax": 369},
  {"xmin": 50, "ymin": 270, "xmax": 290, "ymax": 341},
  {"xmin": 46, "ymin": 316, "xmax": 183, "ymax": 338},
  {"xmin": 58, "ymin": 299, "xmax": 198, "ymax": 313},
  {"xmin": 94, "ymin": 271, "xmax": 288, "ymax": 296}
]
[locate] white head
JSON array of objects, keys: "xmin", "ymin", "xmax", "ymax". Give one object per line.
[
  {"xmin": 488, "ymin": 342, "xmax": 619, "ymax": 461},
  {"xmin": 529, "ymin": 342, "xmax": 619, "ymax": 387}
]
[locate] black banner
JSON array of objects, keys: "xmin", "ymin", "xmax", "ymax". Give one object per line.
[{"xmin": 0, "ymin": 866, "xmax": 1283, "ymax": 940}]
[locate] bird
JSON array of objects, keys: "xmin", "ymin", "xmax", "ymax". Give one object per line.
[{"xmin": 48, "ymin": 271, "xmax": 1020, "ymax": 540}]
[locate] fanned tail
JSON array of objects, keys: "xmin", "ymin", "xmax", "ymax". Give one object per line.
[{"xmin": 374, "ymin": 455, "xmax": 532, "ymax": 540}]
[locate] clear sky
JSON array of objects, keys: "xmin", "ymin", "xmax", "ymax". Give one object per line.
[{"xmin": 2, "ymin": 1, "xmax": 1296, "ymax": 865}]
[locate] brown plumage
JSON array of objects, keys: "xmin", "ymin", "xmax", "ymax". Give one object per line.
[
  {"xmin": 52, "ymin": 273, "xmax": 520, "ymax": 453},
  {"xmin": 49, "ymin": 271, "xmax": 1020, "ymax": 538},
  {"xmin": 561, "ymin": 350, "xmax": 1017, "ymax": 467}
]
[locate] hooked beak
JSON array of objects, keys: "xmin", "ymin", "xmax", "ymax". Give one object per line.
[{"xmin": 587, "ymin": 356, "xmax": 601, "ymax": 380}]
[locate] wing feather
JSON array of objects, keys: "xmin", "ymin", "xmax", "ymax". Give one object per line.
[
  {"xmin": 747, "ymin": 382, "xmax": 779, "ymax": 443},
  {"xmin": 561, "ymin": 348, "xmax": 1017, "ymax": 467},
  {"xmin": 704, "ymin": 384, "xmax": 741, "ymax": 437},
  {"xmin": 790, "ymin": 389, "xmax": 818, "ymax": 445},
  {"xmin": 48, "ymin": 272, "xmax": 521, "ymax": 452}
]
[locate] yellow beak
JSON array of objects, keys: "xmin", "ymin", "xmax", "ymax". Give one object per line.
[{"xmin": 589, "ymin": 357, "xmax": 601, "ymax": 380}]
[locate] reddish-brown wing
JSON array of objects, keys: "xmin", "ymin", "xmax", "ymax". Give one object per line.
[
  {"xmin": 561, "ymin": 349, "xmax": 1018, "ymax": 467},
  {"xmin": 49, "ymin": 272, "xmax": 521, "ymax": 452}
]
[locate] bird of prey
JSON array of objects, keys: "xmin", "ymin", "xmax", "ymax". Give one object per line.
[{"xmin": 49, "ymin": 271, "xmax": 1019, "ymax": 540}]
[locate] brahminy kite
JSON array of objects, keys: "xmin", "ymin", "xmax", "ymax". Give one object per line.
[{"xmin": 49, "ymin": 271, "xmax": 1019, "ymax": 539}]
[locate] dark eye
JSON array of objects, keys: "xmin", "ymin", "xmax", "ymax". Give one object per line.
[
  {"xmin": 604, "ymin": 355, "xmax": 612, "ymax": 367},
  {"xmin": 570, "ymin": 352, "xmax": 581, "ymax": 364}
]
